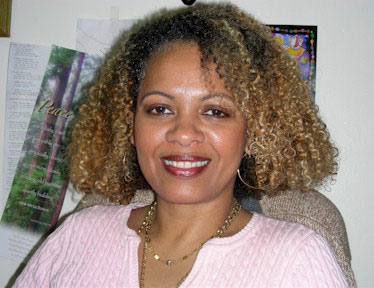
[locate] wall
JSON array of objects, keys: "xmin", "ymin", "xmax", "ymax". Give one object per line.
[{"xmin": 0, "ymin": 0, "xmax": 373, "ymax": 287}]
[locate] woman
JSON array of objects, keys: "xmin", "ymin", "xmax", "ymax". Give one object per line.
[{"xmin": 14, "ymin": 3, "xmax": 348, "ymax": 287}]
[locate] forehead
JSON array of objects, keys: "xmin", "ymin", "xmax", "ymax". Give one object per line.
[{"xmin": 138, "ymin": 42, "xmax": 231, "ymax": 99}]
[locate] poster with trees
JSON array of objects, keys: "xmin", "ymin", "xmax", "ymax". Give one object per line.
[{"xmin": 1, "ymin": 46, "xmax": 100, "ymax": 235}]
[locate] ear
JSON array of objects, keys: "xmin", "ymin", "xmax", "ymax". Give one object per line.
[
  {"xmin": 130, "ymin": 115, "xmax": 136, "ymax": 146},
  {"xmin": 244, "ymin": 133, "xmax": 253, "ymax": 156},
  {"xmin": 244, "ymin": 144, "xmax": 251, "ymax": 156}
]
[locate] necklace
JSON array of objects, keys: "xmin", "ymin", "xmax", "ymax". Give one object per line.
[{"xmin": 138, "ymin": 199, "xmax": 241, "ymax": 288}]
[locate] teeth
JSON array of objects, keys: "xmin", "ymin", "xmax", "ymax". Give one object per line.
[{"xmin": 163, "ymin": 160, "xmax": 209, "ymax": 168}]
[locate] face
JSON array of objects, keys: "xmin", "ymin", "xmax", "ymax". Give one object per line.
[{"xmin": 132, "ymin": 42, "xmax": 249, "ymax": 204}]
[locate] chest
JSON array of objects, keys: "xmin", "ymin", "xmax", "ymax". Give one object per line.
[{"xmin": 50, "ymin": 234, "xmax": 289, "ymax": 288}]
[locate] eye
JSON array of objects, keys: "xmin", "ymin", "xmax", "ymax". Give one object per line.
[
  {"xmin": 203, "ymin": 109, "xmax": 229, "ymax": 118},
  {"xmin": 147, "ymin": 105, "xmax": 173, "ymax": 115}
]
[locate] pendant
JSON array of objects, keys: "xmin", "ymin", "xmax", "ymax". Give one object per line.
[{"xmin": 166, "ymin": 260, "xmax": 173, "ymax": 266}]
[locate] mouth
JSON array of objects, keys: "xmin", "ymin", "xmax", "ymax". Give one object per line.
[{"xmin": 161, "ymin": 155, "xmax": 211, "ymax": 177}]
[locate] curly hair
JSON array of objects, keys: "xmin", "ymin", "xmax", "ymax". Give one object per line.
[{"xmin": 67, "ymin": 3, "xmax": 338, "ymax": 204}]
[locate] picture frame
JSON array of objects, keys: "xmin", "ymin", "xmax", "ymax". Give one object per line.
[
  {"xmin": 0, "ymin": 0, "xmax": 12, "ymax": 37},
  {"xmin": 268, "ymin": 24, "xmax": 318, "ymax": 101}
]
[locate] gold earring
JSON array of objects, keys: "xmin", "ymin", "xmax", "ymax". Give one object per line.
[
  {"xmin": 123, "ymin": 155, "xmax": 134, "ymax": 182},
  {"xmin": 237, "ymin": 169, "xmax": 264, "ymax": 190}
]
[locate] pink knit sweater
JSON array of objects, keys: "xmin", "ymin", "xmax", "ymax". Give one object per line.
[{"xmin": 14, "ymin": 203, "xmax": 348, "ymax": 287}]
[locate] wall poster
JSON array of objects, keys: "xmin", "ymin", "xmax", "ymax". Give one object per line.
[
  {"xmin": 0, "ymin": 44, "xmax": 100, "ymax": 263},
  {"xmin": 269, "ymin": 24, "xmax": 318, "ymax": 100}
]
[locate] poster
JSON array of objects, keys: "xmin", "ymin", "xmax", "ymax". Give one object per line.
[
  {"xmin": 2, "ymin": 43, "xmax": 51, "ymax": 207},
  {"xmin": 0, "ymin": 45, "xmax": 100, "ymax": 262},
  {"xmin": 269, "ymin": 25, "xmax": 318, "ymax": 100},
  {"xmin": 76, "ymin": 18, "xmax": 135, "ymax": 58}
]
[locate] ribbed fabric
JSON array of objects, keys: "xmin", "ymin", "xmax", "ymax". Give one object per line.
[{"xmin": 14, "ymin": 203, "xmax": 348, "ymax": 288}]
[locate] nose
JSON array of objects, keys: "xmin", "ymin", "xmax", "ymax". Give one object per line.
[{"xmin": 165, "ymin": 114, "xmax": 205, "ymax": 146}]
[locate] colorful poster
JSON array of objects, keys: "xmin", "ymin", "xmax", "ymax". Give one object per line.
[
  {"xmin": 0, "ymin": 45, "xmax": 100, "ymax": 262},
  {"xmin": 269, "ymin": 25, "xmax": 317, "ymax": 100}
]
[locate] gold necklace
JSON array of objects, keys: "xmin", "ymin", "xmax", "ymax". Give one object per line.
[{"xmin": 138, "ymin": 199, "xmax": 241, "ymax": 288}]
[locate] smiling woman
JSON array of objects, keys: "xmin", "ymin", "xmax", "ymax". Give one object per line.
[
  {"xmin": 133, "ymin": 42, "xmax": 248, "ymax": 205},
  {"xmin": 13, "ymin": 3, "xmax": 350, "ymax": 288}
]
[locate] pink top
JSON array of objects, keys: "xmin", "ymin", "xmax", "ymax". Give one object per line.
[{"xmin": 14, "ymin": 203, "xmax": 348, "ymax": 288}]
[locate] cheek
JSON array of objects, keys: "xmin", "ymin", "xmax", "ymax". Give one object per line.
[
  {"xmin": 134, "ymin": 118, "xmax": 165, "ymax": 160},
  {"xmin": 209, "ymin": 125, "xmax": 247, "ymax": 161}
]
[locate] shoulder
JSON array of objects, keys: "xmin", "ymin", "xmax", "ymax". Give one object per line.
[
  {"xmin": 253, "ymin": 213, "xmax": 342, "ymax": 257},
  {"xmin": 253, "ymin": 213, "xmax": 342, "ymax": 264},
  {"xmin": 69, "ymin": 204, "xmax": 130, "ymax": 225},
  {"xmin": 71, "ymin": 202, "xmax": 147, "ymax": 225},
  {"xmin": 252, "ymin": 214, "xmax": 348, "ymax": 287},
  {"xmin": 13, "ymin": 203, "xmax": 143, "ymax": 287},
  {"xmin": 252, "ymin": 213, "xmax": 316, "ymax": 246},
  {"xmin": 55, "ymin": 203, "xmax": 146, "ymax": 239}
]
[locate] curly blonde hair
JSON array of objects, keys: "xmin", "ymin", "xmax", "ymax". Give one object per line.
[{"xmin": 68, "ymin": 3, "xmax": 338, "ymax": 204}]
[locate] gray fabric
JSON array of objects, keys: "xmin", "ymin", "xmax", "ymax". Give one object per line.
[{"xmin": 241, "ymin": 196, "xmax": 262, "ymax": 213}]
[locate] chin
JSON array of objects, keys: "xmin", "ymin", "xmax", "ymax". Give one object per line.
[{"xmin": 154, "ymin": 188, "xmax": 213, "ymax": 205}]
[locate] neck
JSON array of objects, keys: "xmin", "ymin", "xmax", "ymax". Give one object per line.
[{"xmin": 150, "ymin": 193, "xmax": 237, "ymax": 246}]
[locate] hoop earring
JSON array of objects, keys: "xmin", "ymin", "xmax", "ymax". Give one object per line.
[
  {"xmin": 123, "ymin": 154, "xmax": 136, "ymax": 182},
  {"xmin": 122, "ymin": 155, "xmax": 130, "ymax": 171},
  {"xmin": 237, "ymin": 169, "xmax": 264, "ymax": 191}
]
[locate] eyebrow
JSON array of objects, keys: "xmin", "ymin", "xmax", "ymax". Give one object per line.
[
  {"xmin": 139, "ymin": 90, "xmax": 234, "ymax": 104},
  {"xmin": 139, "ymin": 91, "xmax": 175, "ymax": 103},
  {"xmin": 200, "ymin": 93, "xmax": 234, "ymax": 102}
]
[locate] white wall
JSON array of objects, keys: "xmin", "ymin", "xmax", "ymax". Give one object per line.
[{"xmin": 0, "ymin": 0, "xmax": 373, "ymax": 287}]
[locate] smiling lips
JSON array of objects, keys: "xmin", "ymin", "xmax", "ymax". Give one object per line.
[{"xmin": 161, "ymin": 155, "xmax": 210, "ymax": 177}]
